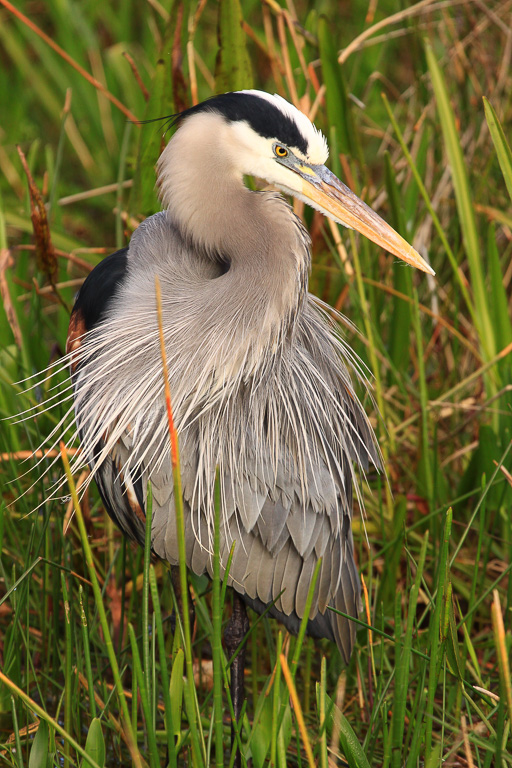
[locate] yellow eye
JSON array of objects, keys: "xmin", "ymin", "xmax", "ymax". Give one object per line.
[{"xmin": 274, "ymin": 145, "xmax": 288, "ymax": 158}]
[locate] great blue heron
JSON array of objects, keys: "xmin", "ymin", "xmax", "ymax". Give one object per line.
[{"xmin": 65, "ymin": 89, "xmax": 432, "ymax": 735}]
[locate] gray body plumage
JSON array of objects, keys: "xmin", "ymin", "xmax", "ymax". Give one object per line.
[
  {"xmin": 66, "ymin": 91, "xmax": 431, "ymax": 661},
  {"xmin": 72, "ymin": 211, "xmax": 375, "ymax": 659}
]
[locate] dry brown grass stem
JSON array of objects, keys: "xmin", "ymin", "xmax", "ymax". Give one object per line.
[
  {"xmin": 339, "ymin": 0, "xmax": 472, "ymax": 64},
  {"xmin": 0, "ymin": 0, "xmax": 139, "ymax": 123}
]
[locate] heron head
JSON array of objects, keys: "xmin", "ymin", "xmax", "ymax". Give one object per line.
[{"xmin": 161, "ymin": 90, "xmax": 434, "ymax": 275}]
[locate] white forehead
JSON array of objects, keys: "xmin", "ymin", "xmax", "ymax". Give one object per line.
[{"xmin": 236, "ymin": 89, "xmax": 329, "ymax": 165}]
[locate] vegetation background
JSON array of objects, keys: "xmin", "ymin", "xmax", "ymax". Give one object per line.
[{"xmin": 0, "ymin": 0, "xmax": 511, "ymax": 765}]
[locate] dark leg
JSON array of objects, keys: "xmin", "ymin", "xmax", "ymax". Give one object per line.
[{"xmin": 224, "ymin": 591, "xmax": 249, "ymax": 767}]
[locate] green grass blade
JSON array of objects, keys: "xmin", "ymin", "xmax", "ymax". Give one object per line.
[
  {"xmin": 290, "ymin": 558, "xmax": 322, "ymax": 679},
  {"xmin": 317, "ymin": 15, "xmax": 356, "ymax": 157},
  {"xmin": 130, "ymin": 61, "xmax": 172, "ymax": 217},
  {"xmin": 248, "ymin": 679, "xmax": 273, "ymax": 768},
  {"xmin": 424, "ymin": 507, "xmax": 452, "ymax": 757},
  {"xmin": 170, "ymin": 648, "xmax": 185, "ymax": 747},
  {"xmin": 348, "ymin": 226, "xmax": 393, "ymax": 510},
  {"xmin": 115, "ymin": 122, "xmax": 132, "ymax": 251},
  {"xmin": 381, "ymin": 92, "xmax": 473, "ymax": 323},
  {"xmin": 487, "ymin": 223, "xmax": 512, "ymax": 351},
  {"xmin": 412, "ymin": 288, "xmax": 433, "ymax": 505},
  {"xmin": 212, "ymin": 472, "xmax": 225, "ymax": 767},
  {"xmin": 384, "ymin": 151, "xmax": 413, "ymax": 374},
  {"xmin": 78, "ymin": 586, "xmax": 97, "ymax": 719},
  {"xmin": 0, "ymin": 672, "xmax": 102, "ymax": 768},
  {"xmin": 155, "ymin": 273, "xmax": 205, "ymax": 765},
  {"xmin": 270, "ymin": 633, "xmax": 283, "ymax": 768},
  {"xmin": 426, "ymin": 43, "xmax": 495, "ymax": 362},
  {"xmin": 142, "ymin": 481, "xmax": 153, "ymax": 719},
  {"xmin": 318, "ymin": 658, "xmax": 328, "ymax": 768},
  {"xmin": 390, "ymin": 531, "xmax": 429, "ymax": 767},
  {"xmin": 491, "ymin": 591, "xmax": 512, "ymax": 725},
  {"xmin": 149, "ymin": 565, "xmax": 177, "ymax": 766},
  {"xmin": 128, "ymin": 623, "xmax": 160, "ymax": 768},
  {"xmin": 483, "ymin": 97, "xmax": 512, "ymax": 202},
  {"xmin": 11, "ymin": 696, "xmax": 25, "ymax": 768},
  {"xmin": 59, "ymin": 447, "xmax": 142, "ymax": 767},
  {"xmin": 273, "ymin": 560, "xmax": 322, "ymax": 748},
  {"xmin": 60, "ymin": 572, "xmax": 72, "ymax": 768}
]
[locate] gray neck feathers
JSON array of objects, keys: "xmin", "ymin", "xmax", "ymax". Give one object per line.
[{"xmin": 156, "ymin": 114, "xmax": 311, "ymax": 355}]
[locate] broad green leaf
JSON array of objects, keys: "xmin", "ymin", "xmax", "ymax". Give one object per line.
[
  {"xmin": 83, "ymin": 718, "xmax": 106, "ymax": 768},
  {"xmin": 215, "ymin": 0, "xmax": 253, "ymax": 93},
  {"xmin": 29, "ymin": 720, "xmax": 49, "ymax": 768},
  {"xmin": 483, "ymin": 96, "xmax": 512, "ymax": 202},
  {"xmin": 338, "ymin": 709, "xmax": 372, "ymax": 768},
  {"xmin": 249, "ymin": 692, "xmax": 273, "ymax": 768},
  {"xmin": 320, "ymin": 691, "xmax": 369, "ymax": 767},
  {"xmin": 425, "ymin": 744, "xmax": 442, "ymax": 768}
]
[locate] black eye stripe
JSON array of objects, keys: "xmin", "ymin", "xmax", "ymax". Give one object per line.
[{"xmin": 157, "ymin": 93, "xmax": 311, "ymax": 156}]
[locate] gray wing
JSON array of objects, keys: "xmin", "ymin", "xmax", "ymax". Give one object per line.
[
  {"xmin": 88, "ymin": 426, "xmax": 361, "ymax": 662},
  {"xmin": 147, "ymin": 305, "xmax": 375, "ymax": 662},
  {"xmin": 77, "ymin": 296, "xmax": 375, "ymax": 663},
  {"xmin": 146, "ymin": 431, "xmax": 362, "ymax": 662}
]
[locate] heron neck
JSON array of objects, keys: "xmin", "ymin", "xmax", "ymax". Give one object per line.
[
  {"xmin": 218, "ymin": 186, "xmax": 310, "ymax": 316},
  {"xmin": 162, "ymin": 169, "xmax": 309, "ymax": 334},
  {"xmin": 156, "ymin": 122, "xmax": 312, "ymax": 366}
]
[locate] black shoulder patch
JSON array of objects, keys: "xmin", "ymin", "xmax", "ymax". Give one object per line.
[
  {"xmin": 169, "ymin": 92, "xmax": 309, "ymax": 155},
  {"xmin": 72, "ymin": 247, "xmax": 128, "ymax": 332}
]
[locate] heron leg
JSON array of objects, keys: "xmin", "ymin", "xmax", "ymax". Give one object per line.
[{"xmin": 224, "ymin": 591, "xmax": 249, "ymax": 766}]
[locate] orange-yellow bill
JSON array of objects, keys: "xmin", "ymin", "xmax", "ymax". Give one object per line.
[{"xmin": 298, "ymin": 164, "xmax": 434, "ymax": 276}]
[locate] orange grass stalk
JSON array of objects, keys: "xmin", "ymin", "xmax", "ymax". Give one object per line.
[{"xmin": 280, "ymin": 654, "xmax": 316, "ymax": 768}]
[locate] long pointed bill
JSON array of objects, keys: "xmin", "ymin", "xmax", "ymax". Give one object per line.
[{"xmin": 296, "ymin": 163, "xmax": 435, "ymax": 275}]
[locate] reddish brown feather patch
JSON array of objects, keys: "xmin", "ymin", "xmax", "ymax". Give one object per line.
[
  {"xmin": 117, "ymin": 462, "xmax": 146, "ymax": 525},
  {"xmin": 125, "ymin": 481, "xmax": 146, "ymax": 525},
  {"xmin": 66, "ymin": 309, "xmax": 87, "ymax": 372},
  {"xmin": 111, "ymin": 448, "xmax": 147, "ymax": 527}
]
